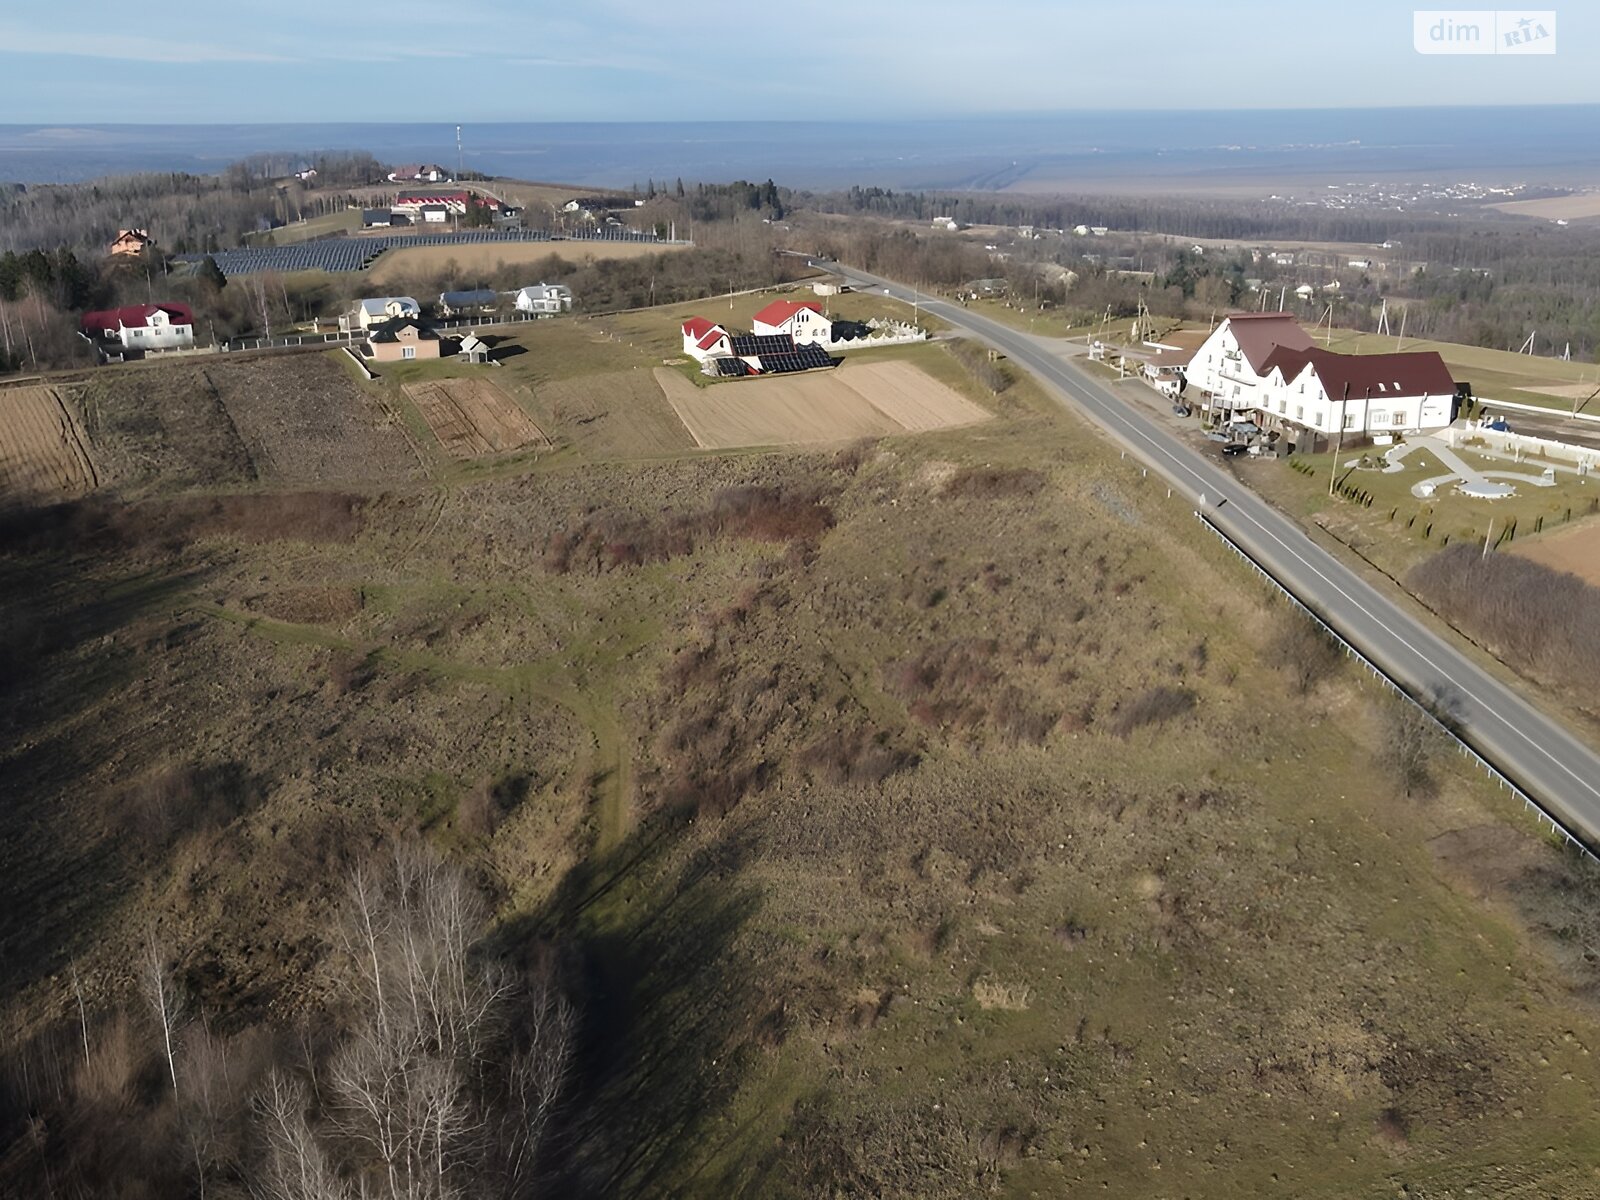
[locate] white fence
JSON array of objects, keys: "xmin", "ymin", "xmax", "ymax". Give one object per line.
[{"xmin": 1448, "ymin": 425, "xmax": 1599, "ymax": 472}]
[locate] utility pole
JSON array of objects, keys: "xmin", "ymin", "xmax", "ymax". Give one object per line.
[
  {"xmin": 1330, "ymin": 381, "xmax": 1350, "ymax": 497},
  {"xmin": 1483, "ymin": 518, "xmax": 1495, "ymax": 560}
]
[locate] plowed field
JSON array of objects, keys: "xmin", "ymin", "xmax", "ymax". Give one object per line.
[
  {"xmin": 655, "ymin": 359, "xmax": 991, "ymax": 450},
  {"xmin": 403, "ymin": 378, "xmax": 549, "ymax": 458},
  {"xmin": 0, "ymin": 387, "xmax": 97, "ymax": 503},
  {"xmin": 1511, "ymin": 518, "xmax": 1600, "ymax": 587}
]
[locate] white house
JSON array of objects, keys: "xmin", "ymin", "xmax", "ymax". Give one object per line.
[
  {"xmin": 79, "ymin": 303, "xmax": 196, "ymax": 351},
  {"xmin": 387, "ymin": 164, "xmax": 450, "ymax": 183},
  {"xmin": 1185, "ymin": 313, "xmax": 1316, "ymax": 418},
  {"xmin": 751, "ymin": 299, "xmax": 832, "ymax": 346},
  {"xmin": 420, "ymin": 204, "xmax": 449, "ymax": 224},
  {"xmin": 355, "ymin": 296, "xmax": 421, "ymax": 331},
  {"xmin": 682, "ymin": 317, "xmax": 732, "ymax": 361},
  {"xmin": 1255, "ymin": 345, "xmax": 1456, "ymax": 439},
  {"xmin": 513, "ymin": 283, "xmax": 574, "ymax": 315}
]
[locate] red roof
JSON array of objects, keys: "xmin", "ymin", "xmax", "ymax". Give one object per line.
[
  {"xmin": 395, "ymin": 191, "xmax": 498, "ymax": 209},
  {"xmin": 752, "ymin": 299, "xmax": 824, "ymax": 328},
  {"xmin": 79, "ymin": 303, "xmax": 195, "ymax": 334},
  {"xmin": 1222, "ymin": 312, "xmax": 1314, "ymax": 374},
  {"xmin": 1261, "ymin": 345, "xmax": 1456, "ymax": 400},
  {"xmin": 682, "ymin": 317, "xmax": 719, "ymax": 340},
  {"xmin": 697, "ymin": 330, "xmax": 726, "ymax": 351}
]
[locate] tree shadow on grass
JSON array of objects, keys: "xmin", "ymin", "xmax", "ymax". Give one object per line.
[{"xmin": 516, "ymin": 813, "xmax": 767, "ymax": 1198}]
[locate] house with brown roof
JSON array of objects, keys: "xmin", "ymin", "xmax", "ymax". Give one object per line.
[
  {"xmin": 365, "ymin": 317, "xmax": 441, "ymax": 363},
  {"xmin": 108, "ymin": 228, "xmax": 153, "ymax": 258},
  {"xmin": 1187, "ymin": 312, "xmax": 1456, "ymax": 437},
  {"xmin": 1185, "ymin": 313, "xmax": 1315, "ymax": 418},
  {"xmin": 1258, "ymin": 345, "xmax": 1457, "ymax": 438}
]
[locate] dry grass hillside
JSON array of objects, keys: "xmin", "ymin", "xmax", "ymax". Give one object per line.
[{"xmin": 4, "ymin": 330, "xmax": 1600, "ymax": 1198}]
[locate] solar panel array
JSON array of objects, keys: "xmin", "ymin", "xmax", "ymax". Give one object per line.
[
  {"xmin": 177, "ymin": 228, "xmax": 669, "ymax": 277},
  {"xmin": 714, "ymin": 357, "xmax": 750, "ymax": 377},
  {"xmin": 728, "ymin": 334, "xmax": 795, "ymax": 358},
  {"xmin": 754, "ymin": 345, "xmax": 834, "ymax": 374}
]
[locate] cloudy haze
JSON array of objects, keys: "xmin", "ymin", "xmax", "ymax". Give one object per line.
[{"xmin": 1, "ymin": 1, "xmax": 1593, "ymax": 122}]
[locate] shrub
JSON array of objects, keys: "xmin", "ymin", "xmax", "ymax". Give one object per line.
[
  {"xmin": 1410, "ymin": 544, "xmax": 1600, "ymax": 694},
  {"xmin": 1109, "ymin": 686, "xmax": 1196, "ymax": 737},
  {"xmin": 941, "ymin": 466, "xmax": 1046, "ymax": 500}
]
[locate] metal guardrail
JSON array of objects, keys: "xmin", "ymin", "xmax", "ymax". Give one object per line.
[{"xmin": 1194, "ymin": 508, "xmax": 1598, "ymax": 862}]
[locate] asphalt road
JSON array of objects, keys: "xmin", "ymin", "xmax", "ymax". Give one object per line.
[{"xmin": 824, "ymin": 261, "xmax": 1600, "ymax": 846}]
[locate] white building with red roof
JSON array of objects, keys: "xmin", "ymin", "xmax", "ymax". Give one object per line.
[
  {"xmin": 751, "ymin": 299, "xmax": 832, "ymax": 346},
  {"xmin": 393, "ymin": 190, "xmax": 498, "ymax": 216},
  {"xmin": 1186, "ymin": 313, "xmax": 1315, "ymax": 417},
  {"xmin": 1257, "ymin": 345, "xmax": 1456, "ymax": 436},
  {"xmin": 79, "ymin": 303, "xmax": 196, "ymax": 350},
  {"xmin": 682, "ymin": 317, "xmax": 731, "ymax": 361}
]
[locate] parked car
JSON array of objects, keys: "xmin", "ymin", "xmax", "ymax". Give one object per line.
[
  {"xmin": 1204, "ymin": 431, "xmax": 1230, "ymax": 443},
  {"xmin": 1171, "ymin": 404, "xmax": 1192, "ymax": 417},
  {"xmin": 1220, "ymin": 443, "xmax": 1249, "ymax": 456}
]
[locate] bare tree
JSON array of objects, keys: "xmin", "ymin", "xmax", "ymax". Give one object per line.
[
  {"xmin": 1380, "ymin": 697, "xmax": 1439, "ymax": 798},
  {"xmin": 141, "ymin": 931, "xmax": 185, "ymax": 1098},
  {"xmin": 252, "ymin": 1069, "xmax": 351, "ymax": 1200}
]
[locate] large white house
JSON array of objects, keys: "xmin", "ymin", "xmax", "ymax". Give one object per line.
[
  {"xmin": 79, "ymin": 303, "xmax": 196, "ymax": 351},
  {"xmin": 751, "ymin": 299, "xmax": 832, "ymax": 346},
  {"xmin": 1186, "ymin": 313, "xmax": 1315, "ymax": 418},
  {"xmin": 354, "ymin": 296, "xmax": 421, "ymax": 331},
  {"xmin": 1256, "ymin": 345, "xmax": 1457, "ymax": 437},
  {"xmin": 514, "ymin": 283, "xmax": 573, "ymax": 315}
]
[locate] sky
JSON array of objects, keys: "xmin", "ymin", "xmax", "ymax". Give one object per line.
[{"xmin": 0, "ymin": 1, "xmax": 1594, "ymax": 122}]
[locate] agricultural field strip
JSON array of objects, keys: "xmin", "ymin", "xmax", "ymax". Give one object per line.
[
  {"xmin": 401, "ymin": 379, "xmax": 548, "ymax": 458},
  {"xmin": 654, "ymin": 361, "xmax": 989, "ymax": 450},
  {"xmin": 0, "ymin": 386, "xmax": 97, "ymax": 498},
  {"xmin": 1510, "ymin": 520, "xmax": 1600, "ymax": 588},
  {"xmin": 836, "ymin": 262, "xmax": 1600, "ymax": 838}
]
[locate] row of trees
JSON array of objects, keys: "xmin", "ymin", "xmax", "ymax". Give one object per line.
[{"xmin": 0, "ymin": 845, "xmax": 574, "ymax": 1199}]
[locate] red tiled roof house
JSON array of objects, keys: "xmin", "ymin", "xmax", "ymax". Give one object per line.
[
  {"xmin": 681, "ymin": 317, "xmax": 731, "ymax": 361},
  {"xmin": 79, "ymin": 303, "xmax": 196, "ymax": 351},
  {"xmin": 751, "ymin": 299, "xmax": 832, "ymax": 346}
]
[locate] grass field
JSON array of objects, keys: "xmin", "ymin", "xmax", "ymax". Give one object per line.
[
  {"xmin": 246, "ymin": 208, "xmax": 364, "ymax": 246},
  {"xmin": 1243, "ymin": 441, "xmax": 1600, "ymax": 578},
  {"xmin": 9, "ymin": 299, "xmax": 1600, "ymax": 1197},
  {"xmin": 0, "ymin": 386, "xmax": 98, "ymax": 503}
]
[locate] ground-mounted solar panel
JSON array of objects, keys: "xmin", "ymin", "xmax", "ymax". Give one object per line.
[
  {"xmin": 714, "ymin": 357, "xmax": 749, "ymax": 377},
  {"xmin": 729, "ymin": 334, "xmax": 794, "ymax": 357}
]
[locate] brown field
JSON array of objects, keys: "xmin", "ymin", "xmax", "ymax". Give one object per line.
[
  {"xmin": 365, "ymin": 239, "xmax": 685, "ymax": 284},
  {"xmin": 655, "ymin": 360, "xmax": 991, "ymax": 449},
  {"xmin": 402, "ymin": 378, "xmax": 549, "ymax": 458},
  {"xmin": 0, "ymin": 387, "xmax": 97, "ymax": 503},
  {"xmin": 1510, "ymin": 517, "xmax": 1600, "ymax": 586},
  {"xmin": 77, "ymin": 353, "xmax": 421, "ymax": 492},
  {"xmin": 1489, "ymin": 192, "xmax": 1600, "ymax": 221}
]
